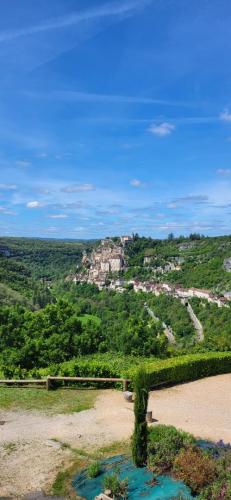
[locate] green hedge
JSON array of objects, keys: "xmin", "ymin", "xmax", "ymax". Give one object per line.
[
  {"xmin": 136, "ymin": 352, "xmax": 231, "ymax": 388},
  {"xmin": 27, "ymin": 352, "xmax": 231, "ymax": 388},
  {"xmin": 1, "ymin": 352, "xmax": 231, "ymax": 388}
]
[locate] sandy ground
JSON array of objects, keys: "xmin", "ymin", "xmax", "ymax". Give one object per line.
[{"xmin": 0, "ymin": 374, "xmax": 231, "ymax": 498}]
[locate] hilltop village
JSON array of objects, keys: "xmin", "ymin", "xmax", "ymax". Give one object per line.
[
  {"xmin": 71, "ymin": 236, "xmax": 130, "ymax": 287},
  {"xmin": 69, "ymin": 236, "xmax": 231, "ymax": 307}
]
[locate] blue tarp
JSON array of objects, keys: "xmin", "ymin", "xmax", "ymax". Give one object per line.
[{"xmin": 72, "ymin": 455, "xmax": 193, "ymax": 499}]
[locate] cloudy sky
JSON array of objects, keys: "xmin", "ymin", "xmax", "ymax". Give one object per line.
[{"xmin": 1, "ymin": 0, "xmax": 231, "ymax": 239}]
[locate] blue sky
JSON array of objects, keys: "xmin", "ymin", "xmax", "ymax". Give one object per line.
[{"xmin": 1, "ymin": 0, "xmax": 231, "ymax": 239}]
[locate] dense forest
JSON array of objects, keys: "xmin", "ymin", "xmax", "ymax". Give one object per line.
[
  {"xmin": 0, "ymin": 234, "xmax": 231, "ymax": 377},
  {"xmin": 0, "ymin": 237, "xmax": 96, "ymax": 302}
]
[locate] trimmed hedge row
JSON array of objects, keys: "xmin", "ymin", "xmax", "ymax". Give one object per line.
[
  {"xmin": 1, "ymin": 352, "xmax": 231, "ymax": 387},
  {"xmin": 137, "ymin": 352, "xmax": 231, "ymax": 388}
]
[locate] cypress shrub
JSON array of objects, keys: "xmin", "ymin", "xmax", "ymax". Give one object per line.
[{"xmin": 132, "ymin": 368, "xmax": 150, "ymax": 467}]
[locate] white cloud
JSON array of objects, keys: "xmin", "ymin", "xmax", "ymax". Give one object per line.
[
  {"xmin": 159, "ymin": 222, "xmax": 187, "ymax": 231},
  {"xmin": 46, "ymin": 226, "xmax": 60, "ymax": 233},
  {"xmin": 26, "ymin": 200, "xmax": 42, "ymax": 208},
  {"xmin": 148, "ymin": 122, "xmax": 175, "ymax": 137},
  {"xmin": 0, "ymin": 183, "xmax": 17, "ymax": 190},
  {"xmin": 61, "ymin": 183, "xmax": 95, "ymax": 193},
  {"xmin": 219, "ymin": 109, "xmax": 231, "ymax": 122},
  {"xmin": 15, "ymin": 160, "xmax": 31, "ymax": 168},
  {"xmin": 47, "ymin": 90, "xmax": 190, "ymax": 107},
  {"xmin": 0, "ymin": 0, "xmax": 152, "ymax": 43},
  {"xmin": 36, "ymin": 152, "xmax": 48, "ymax": 158},
  {"xmin": 47, "ymin": 214, "xmax": 68, "ymax": 219},
  {"xmin": 171, "ymin": 195, "xmax": 209, "ymax": 205},
  {"xmin": 216, "ymin": 168, "xmax": 231, "ymax": 176},
  {"xmin": 0, "ymin": 206, "xmax": 17, "ymax": 215},
  {"xmin": 130, "ymin": 179, "xmax": 142, "ymax": 187}
]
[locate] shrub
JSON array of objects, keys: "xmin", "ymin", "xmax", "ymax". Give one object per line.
[
  {"xmin": 147, "ymin": 425, "xmax": 195, "ymax": 473},
  {"xmin": 87, "ymin": 461, "xmax": 101, "ymax": 479},
  {"xmin": 132, "ymin": 368, "xmax": 149, "ymax": 467},
  {"xmin": 173, "ymin": 446, "xmax": 217, "ymax": 495},
  {"xmin": 103, "ymin": 472, "xmax": 128, "ymax": 499},
  {"xmin": 199, "ymin": 478, "xmax": 231, "ymax": 499}
]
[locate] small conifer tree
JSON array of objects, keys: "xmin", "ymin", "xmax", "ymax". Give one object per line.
[{"xmin": 132, "ymin": 368, "xmax": 149, "ymax": 467}]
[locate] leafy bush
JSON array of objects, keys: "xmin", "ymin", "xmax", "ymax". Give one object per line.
[
  {"xmin": 199, "ymin": 449, "xmax": 231, "ymax": 499},
  {"xmin": 132, "ymin": 369, "xmax": 149, "ymax": 467},
  {"xmin": 103, "ymin": 472, "xmax": 128, "ymax": 499},
  {"xmin": 199, "ymin": 478, "xmax": 231, "ymax": 499},
  {"xmin": 147, "ymin": 425, "xmax": 195, "ymax": 473},
  {"xmin": 173, "ymin": 446, "xmax": 217, "ymax": 495},
  {"xmin": 87, "ymin": 461, "xmax": 101, "ymax": 479}
]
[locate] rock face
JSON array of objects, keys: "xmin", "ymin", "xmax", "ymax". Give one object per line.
[{"xmin": 224, "ymin": 258, "xmax": 231, "ymax": 272}]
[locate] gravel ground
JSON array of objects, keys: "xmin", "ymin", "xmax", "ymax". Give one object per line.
[{"xmin": 0, "ymin": 374, "xmax": 231, "ymax": 498}]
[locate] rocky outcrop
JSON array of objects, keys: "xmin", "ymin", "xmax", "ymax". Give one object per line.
[{"xmin": 224, "ymin": 258, "xmax": 231, "ymax": 272}]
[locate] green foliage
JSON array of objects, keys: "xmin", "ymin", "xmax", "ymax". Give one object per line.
[
  {"xmin": 132, "ymin": 369, "xmax": 149, "ymax": 467},
  {"xmin": 147, "ymin": 425, "xmax": 195, "ymax": 473},
  {"xmin": 0, "ymin": 285, "xmax": 170, "ymax": 371},
  {"xmin": 147, "ymin": 294, "xmax": 195, "ymax": 346},
  {"xmin": 103, "ymin": 470, "xmax": 128, "ymax": 499},
  {"xmin": 87, "ymin": 461, "xmax": 101, "ymax": 479},
  {"xmin": 124, "ymin": 234, "xmax": 231, "ymax": 290},
  {"xmin": 1, "ymin": 351, "xmax": 231, "ymax": 388},
  {"xmin": 0, "ymin": 300, "xmax": 101, "ymax": 371},
  {"xmin": 52, "ymin": 284, "xmax": 168, "ymax": 356},
  {"xmin": 0, "ymin": 236, "xmax": 96, "ymax": 297},
  {"xmin": 0, "ymin": 283, "xmax": 32, "ymax": 307},
  {"xmin": 173, "ymin": 446, "xmax": 217, "ymax": 495},
  {"xmin": 198, "ymin": 448, "xmax": 231, "ymax": 498},
  {"xmin": 139, "ymin": 352, "xmax": 231, "ymax": 388},
  {"xmin": 199, "ymin": 477, "xmax": 231, "ymax": 499},
  {"xmin": 190, "ymin": 298, "xmax": 231, "ymax": 350}
]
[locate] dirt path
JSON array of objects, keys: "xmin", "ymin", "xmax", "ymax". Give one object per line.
[
  {"xmin": 186, "ymin": 302, "xmax": 204, "ymax": 342},
  {"xmin": 145, "ymin": 304, "xmax": 176, "ymax": 344},
  {"xmin": 1, "ymin": 374, "xmax": 231, "ymax": 498}
]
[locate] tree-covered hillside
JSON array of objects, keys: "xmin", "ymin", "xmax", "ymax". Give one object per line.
[
  {"xmin": 0, "ymin": 237, "xmax": 96, "ymax": 299},
  {"xmin": 125, "ymin": 234, "xmax": 231, "ymax": 291}
]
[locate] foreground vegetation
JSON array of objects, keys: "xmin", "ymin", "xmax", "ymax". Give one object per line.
[
  {"xmin": 1, "ymin": 352, "xmax": 231, "ymax": 390},
  {"xmin": 52, "ymin": 439, "xmax": 131, "ymax": 497},
  {"xmin": 147, "ymin": 425, "xmax": 231, "ymax": 499},
  {"xmin": 53, "ymin": 425, "xmax": 231, "ymax": 499},
  {"xmin": 1, "ymin": 283, "xmax": 231, "ymax": 377},
  {"xmin": 0, "ymin": 387, "xmax": 100, "ymax": 414}
]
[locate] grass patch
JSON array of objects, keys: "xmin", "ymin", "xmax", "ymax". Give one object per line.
[
  {"xmin": 3, "ymin": 441, "xmax": 18, "ymax": 455},
  {"xmin": 78, "ymin": 314, "xmax": 101, "ymax": 326},
  {"xmin": 0, "ymin": 387, "xmax": 100, "ymax": 414}
]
